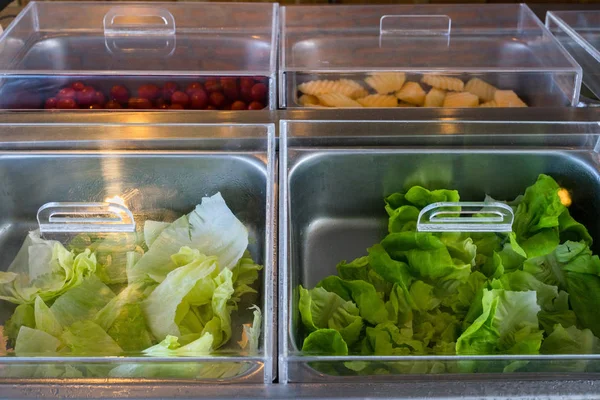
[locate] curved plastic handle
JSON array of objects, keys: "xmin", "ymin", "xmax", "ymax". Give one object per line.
[
  {"xmin": 380, "ymin": 15, "xmax": 451, "ymax": 36},
  {"xmin": 417, "ymin": 202, "xmax": 514, "ymax": 233},
  {"xmin": 104, "ymin": 6, "xmax": 176, "ymax": 37},
  {"xmin": 37, "ymin": 202, "xmax": 135, "ymax": 234}
]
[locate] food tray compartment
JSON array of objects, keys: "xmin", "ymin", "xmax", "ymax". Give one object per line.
[
  {"xmin": 280, "ymin": 4, "xmax": 581, "ymax": 109},
  {"xmin": 280, "ymin": 120, "xmax": 600, "ymax": 383},
  {"xmin": 546, "ymin": 11, "xmax": 600, "ymax": 103},
  {"xmin": 0, "ymin": 122, "xmax": 275, "ymax": 383},
  {"xmin": 0, "ymin": 2, "xmax": 277, "ymax": 110}
]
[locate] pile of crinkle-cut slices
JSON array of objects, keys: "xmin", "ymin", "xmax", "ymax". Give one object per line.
[{"xmin": 297, "ymin": 72, "xmax": 528, "ymax": 108}]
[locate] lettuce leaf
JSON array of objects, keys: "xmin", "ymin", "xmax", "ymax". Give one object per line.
[
  {"xmin": 5, "ymin": 303, "xmax": 35, "ymax": 346},
  {"xmin": 302, "ymin": 329, "xmax": 348, "ymax": 356},
  {"xmin": 0, "ymin": 235, "xmax": 97, "ymax": 304},
  {"xmin": 14, "ymin": 326, "xmax": 62, "ymax": 356},
  {"xmin": 456, "ymin": 289, "xmax": 543, "ymax": 356},
  {"xmin": 142, "ymin": 333, "xmax": 213, "ymax": 356},
  {"xmin": 50, "ymin": 276, "xmax": 115, "ymax": 327},
  {"xmin": 34, "ymin": 296, "xmax": 62, "ymax": 338},
  {"xmin": 61, "ymin": 320, "xmax": 122, "ymax": 355},
  {"xmin": 129, "ymin": 193, "xmax": 248, "ymax": 283},
  {"xmin": 142, "ymin": 247, "xmax": 218, "ymax": 339},
  {"xmin": 299, "ymin": 286, "xmax": 363, "ymax": 346},
  {"xmin": 238, "ymin": 305, "xmax": 262, "ymax": 355}
]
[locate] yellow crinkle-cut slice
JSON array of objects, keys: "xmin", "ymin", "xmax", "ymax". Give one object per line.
[
  {"xmin": 316, "ymin": 93, "xmax": 362, "ymax": 108},
  {"xmin": 424, "ymin": 88, "xmax": 446, "ymax": 107},
  {"xmin": 443, "ymin": 92, "xmax": 479, "ymax": 108},
  {"xmin": 364, "ymin": 72, "xmax": 407, "ymax": 94},
  {"xmin": 298, "ymin": 94, "xmax": 320, "ymax": 107},
  {"xmin": 396, "ymin": 82, "xmax": 426, "ymax": 106},
  {"xmin": 422, "ymin": 74, "xmax": 464, "ymax": 91},
  {"xmin": 298, "ymin": 79, "xmax": 367, "ymax": 99},
  {"xmin": 494, "ymin": 90, "xmax": 528, "ymax": 107},
  {"xmin": 479, "ymin": 100, "xmax": 498, "ymax": 108},
  {"xmin": 465, "ymin": 78, "xmax": 497, "ymax": 102},
  {"xmin": 357, "ymin": 94, "xmax": 398, "ymax": 108}
]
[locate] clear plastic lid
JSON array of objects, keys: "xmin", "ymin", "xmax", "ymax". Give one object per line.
[
  {"xmin": 0, "ymin": 2, "xmax": 277, "ymax": 110},
  {"xmin": 280, "ymin": 4, "xmax": 582, "ymax": 108},
  {"xmin": 546, "ymin": 11, "xmax": 600, "ymax": 102},
  {"xmin": 1, "ymin": 1, "xmax": 278, "ymax": 76}
]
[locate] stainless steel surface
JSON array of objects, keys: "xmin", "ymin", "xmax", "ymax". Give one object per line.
[
  {"xmin": 0, "ymin": 122, "xmax": 277, "ymax": 385},
  {"xmin": 280, "ymin": 119, "xmax": 600, "ymax": 384}
]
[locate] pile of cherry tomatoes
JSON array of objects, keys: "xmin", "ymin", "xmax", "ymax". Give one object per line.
[{"xmin": 43, "ymin": 77, "xmax": 269, "ymax": 110}]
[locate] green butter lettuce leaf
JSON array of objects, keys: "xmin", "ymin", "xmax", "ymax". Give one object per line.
[
  {"xmin": 385, "ymin": 284, "xmax": 413, "ymax": 326},
  {"xmin": 367, "ymin": 245, "xmax": 412, "ymax": 296},
  {"xmin": 481, "ymin": 252, "xmax": 504, "ymax": 279},
  {"xmin": 456, "ymin": 289, "xmax": 543, "ymax": 356},
  {"xmin": 442, "ymin": 271, "xmax": 488, "ymax": 317},
  {"xmin": 387, "ymin": 205, "xmax": 420, "ymax": 233},
  {"xmin": 299, "ymin": 286, "xmax": 363, "ymax": 346},
  {"xmin": 402, "ymin": 186, "xmax": 460, "ymax": 209},
  {"xmin": 317, "ymin": 276, "xmax": 389, "ymax": 325},
  {"xmin": 498, "ymin": 233, "xmax": 527, "ymax": 272},
  {"xmin": 537, "ymin": 290, "xmax": 577, "ymax": 334},
  {"xmin": 61, "ymin": 320, "xmax": 122, "ymax": 356},
  {"xmin": 302, "ymin": 329, "xmax": 348, "ymax": 356},
  {"xmin": 337, "ymin": 256, "xmax": 392, "ymax": 298},
  {"xmin": 520, "ymin": 229, "xmax": 560, "ymax": 259},
  {"xmin": 559, "ymin": 209, "xmax": 593, "ymax": 246},
  {"xmin": 5, "ymin": 303, "xmax": 35, "ymax": 346},
  {"xmin": 440, "ymin": 233, "xmax": 477, "ymax": 267},
  {"xmin": 540, "ymin": 324, "xmax": 600, "ymax": 372},
  {"xmin": 381, "ymin": 232, "xmax": 471, "ymax": 290},
  {"xmin": 14, "ymin": 326, "xmax": 62, "ymax": 356},
  {"xmin": 513, "ymin": 174, "xmax": 566, "ymax": 242},
  {"xmin": 129, "ymin": 193, "xmax": 248, "ymax": 283},
  {"xmin": 50, "ymin": 276, "xmax": 115, "ymax": 327},
  {"xmin": 34, "ymin": 296, "xmax": 62, "ymax": 338},
  {"xmin": 409, "ymin": 281, "xmax": 441, "ymax": 312},
  {"xmin": 142, "ymin": 247, "xmax": 218, "ymax": 339}
]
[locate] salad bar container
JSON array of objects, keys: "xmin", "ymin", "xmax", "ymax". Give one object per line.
[
  {"xmin": 280, "ymin": 119, "xmax": 600, "ymax": 383},
  {"xmin": 279, "ymin": 4, "xmax": 582, "ymax": 109},
  {"xmin": 0, "ymin": 122, "xmax": 276, "ymax": 384},
  {"xmin": 0, "ymin": 1, "xmax": 277, "ymax": 110},
  {"xmin": 546, "ymin": 11, "xmax": 600, "ymax": 103}
]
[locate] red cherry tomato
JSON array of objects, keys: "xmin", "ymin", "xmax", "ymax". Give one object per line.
[
  {"xmin": 171, "ymin": 91, "xmax": 190, "ymax": 107},
  {"xmin": 190, "ymin": 90, "xmax": 209, "ymax": 109},
  {"xmin": 94, "ymin": 91, "xmax": 106, "ymax": 106},
  {"xmin": 222, "ymin": 80, "xmax": 239, "ymax": 101},
  {"xmin": 154, "ymin": 98, "xmax": 166, "ymax": 108},
  {"xmin": 71, "ymin": 81, "xmax": 85, "ymax": 91},
  {"xmin": 57, "ymin": 98, "xmax": 78, "ymax": 109},
  {"xmin": 185, "ymin": 82, "xmax": 205, "ymax": 96},
  {"xmin": 162, "ymin": 82, "xmax": 178, "ymax": 100},
  {"xmin": 105, "ymin": 100, "xmax": 123, "ymax": 109},
  {"xmin": 240, "ymin": 77, "xmax": 255, "ymax": 89},
  {"xmin": 88, "ymin": 104, "xmax": 104, "ymax": 109},
  {"xmin": 240, "ymin": 85, "xmax": 253, "ymax": 102},
  {"xmin": 44, "ymin": 97, "xmax": 58, "ymax": 109},
  {"xmin": 76, "ymin": 86, "xmax": 96, "ymax": 106},
  {"xmin": 110, "ymin": 85, "xmax": 130, "ymax": 104},
  {"xmin": 231, "ymin": 100, "xmax": 246, "ymax": 110},
  {"xmin": 204, "ymin": 79, "xmax": 222, "ymax": 94},
  {"xmin": 251, "ymin": 83, "xmax": 267, "ymax": 102},
  {"xmin": 206, "ymin": 105, "xmax": 217, "ymax": 110},
  {"xmin": 248, "ymin": 101, "xmax": 264, "ymax": 110},
  {"xmin": 209, "ymin": 92, "xmax": 226, "ymax": 108},
  {"xmin": 137, "ymin": 84, "xmax": 160, "ymax": 101},
  {"xmin": 220, "ymin": 77, "xmax": 237, "ymax": 86},
  {"xmin": 169, "ymin": 104, "xmax": 184, "ymax": 110},
  {"xmin": 128, "ymin": 97, "xmax": 152, "ymax": 109},
  {"xmin": 57, "ymin": 87, "xmax": 77, "ymax": 100}
]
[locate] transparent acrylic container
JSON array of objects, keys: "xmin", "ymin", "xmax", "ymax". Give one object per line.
[
  {"xmin": 280, "ymin": 119, "xmax": 600, "ymax": 383},
  {"xmin": 0, "ymin": 2, "xmax": 278, "ymax": 110},
  {"xmin": 546, "ymin": 11, "xmax": 600, "ymax": 103},
  {"xmin": 0, "ymin": 122, "xmax": 276, "ymax": 384},
  {"xmin": 279, "ymin": 4, "xmax": 582, "ymax": 109}
]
